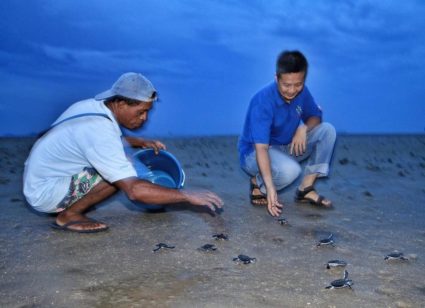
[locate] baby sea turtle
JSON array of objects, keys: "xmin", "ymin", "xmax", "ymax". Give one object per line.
[
  {"xmin": 277, "ymin": 217, "xmax": 289, "ymax": 225},
  {"xmin": 212, "ymin": 233, "xmax": 229, "ymax": 241},
  {"xmin": 384, "ymin": 251, "xmax": 409, "ymax": 261},
  {"xmin": 317, "ymin": 234, "xmax": 335, "ymax": 247},
  {"xmin": 198, "ymin": 244, "xmax": 217, "ymax": 252},
  {"xmin": 326, "ymin": 259, "xmax": 348, "ymax": 269},
  {"xmin": 325, "ymin": 270, "xmax": 353, "ymax": 289},
  {"xmin": 152, "ymin": 243, "xmax": 175, "ymax": 252},
  {"xmin": 233, "ymin": 254, "xmax": 256, "ymax": 264}
]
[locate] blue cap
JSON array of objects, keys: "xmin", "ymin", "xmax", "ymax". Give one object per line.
[{"xmin": 95, "ymin": 72, "xmax": 157, "ymax": 102}]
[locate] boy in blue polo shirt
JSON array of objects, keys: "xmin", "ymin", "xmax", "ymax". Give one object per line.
[{"xmin": 238, "ymin": 50, "xmax": 336, "ymax": 217}]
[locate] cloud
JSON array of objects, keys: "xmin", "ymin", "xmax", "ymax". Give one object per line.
[{"xmin": 0, "ymin": 0, "xmax": 424, "ymax": 135}]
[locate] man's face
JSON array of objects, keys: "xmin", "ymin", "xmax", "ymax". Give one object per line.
[
  {"xmin": 116, "ymin": 101, "xmax": 153, "ymax": 130},
  {"xmin": 276, "ymin": 72, "xmax": 305, "ymax": 102}
]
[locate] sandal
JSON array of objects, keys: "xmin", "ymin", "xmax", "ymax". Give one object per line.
[
  {"xmin": 250, "ymin": 180, "xmax": 267, "ymax": 206},
  {"xmin": 295, "ymin": 186, "xmax": 332, "ymax": 208}
]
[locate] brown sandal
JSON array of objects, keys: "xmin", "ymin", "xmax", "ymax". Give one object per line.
[
  {"xmin": 250, "ymin": 181, "xmax": 267, "ymax": 206},
  {"xmin": 295, "ymin": 186, "xmax": 332, "ymax": 208}
]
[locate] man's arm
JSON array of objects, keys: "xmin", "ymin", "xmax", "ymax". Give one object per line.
[
  {"xmin": 125, "ymin": 136, "xmax": 166, "ymax": 154},
  {"xmin": 114, "ymin": 177, "xmax": 223, "ymax": 212},
  {"xmin": 255, "ymin": 143, "xmax": 282, "ymax": 217},
  {"xmin": 290, "ymin": 116, "xmax": 321, "ymax": 156},
  {"xmin": 303, "ymin": 116, "xmax": 321, "ymax": 131}
]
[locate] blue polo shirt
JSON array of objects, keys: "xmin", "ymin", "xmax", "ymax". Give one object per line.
[{"xmin": 238, "ymin": 81, "xmax": 322, "ymax": 164}]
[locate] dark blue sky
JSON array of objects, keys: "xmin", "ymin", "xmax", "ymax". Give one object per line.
[{"xmin": 1, "ymin": 0, "xmax": 424, "ymax": 137}]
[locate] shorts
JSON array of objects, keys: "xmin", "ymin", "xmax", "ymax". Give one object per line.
[{"xmin": 56, "ymin": 167, "xmax": 103, "ymax": 212}]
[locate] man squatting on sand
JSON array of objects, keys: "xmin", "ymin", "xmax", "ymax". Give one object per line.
[
  {"xmin": 23, "ymin": 73, "xmax": 223, "ymax": 233},
  {"xmin": 238, "ymin": 50, "xmax": 336, "ymax": 217}
]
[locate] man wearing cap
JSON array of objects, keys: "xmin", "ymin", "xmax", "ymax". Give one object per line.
[
  {"xmin": 23, "ymin": 72, "xmax": 223, "ymax": 233},
  {"xmin": 238, "ymin": 50, "xmax": 336, "ymax": 217}
]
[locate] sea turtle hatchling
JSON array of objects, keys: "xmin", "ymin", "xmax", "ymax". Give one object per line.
[
  {"xmin": 152, "ymin": 243, "xmax": 175, "ymax": 252},
  {"xmin": 198, "ymin": 244, "xmax": 217, "ymax": 252},
  {"xmin": 325, "ymin": 270, "xmax": 353, "ymax": 289},
  {"xmin": 317, "ymin": 234, "xmax": 335, "ymax": 247},
  {"xmin": 384, "ymin": 251, "xmax": 409, "ymax": 261},
  {"xmin": 212, "ymin": 233, "xmax": 229, "ymax": 241},
  {"xmin": 326, "ymin": 259, "xmax": 347, "ymax": 269},
  {"xmin": 233, "ymin": 254, "xmax": 256, "ymax": 264},
  {"xmin": 277, "ymin": 217, "xmax": 289, "ymax": 225}
]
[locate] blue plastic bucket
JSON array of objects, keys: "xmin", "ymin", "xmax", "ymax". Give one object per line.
[{"xmin": 131, "ymin": 149, "xmax": 185, "ymax": 209}]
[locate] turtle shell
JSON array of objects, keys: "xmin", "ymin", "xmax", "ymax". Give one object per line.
[
  {"xmin": 234, "ymin": 254, "xmax": 256, "ymax": 264},
  {"xmin": 277, "ymin": 217, "xmax": 289, "ymax": 225},
  {"xmin": 212, "ymin": 233, "xmax": 229, "ymax": 240},
  {"xmin": 153, "ymin": 243, "xmax": 175, "ymax": 252},
  {"xmin": 384, "ymin": 252, "xmax": 409, "ymax": 260},
  {"xmin": 198, "ymin": 244, "xmax": 217, "ymax": 252},
  {"xmin": 385, "ymin": 252, "xmax": 404, "ymax": 258},
  {"xmin": 326, "ymin": 260, "xmax": 347, "ymax": 269},
  {"xmin": 318, "ymin": 239, "xmax": 334, "ymax": 246},
  {"xmin": 330, "ymin": 279, "xmax": 347, "ymax": 288},
  {"xmin": 318, "ymin": 234, "xmax": 334, "ymax": 246},
  {"xmin": 331, "ymin": 279, "xmax": 352, "ymax": 288}
]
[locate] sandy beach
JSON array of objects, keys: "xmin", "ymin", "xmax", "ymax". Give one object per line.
[{"xmin": 1, "ymin": 134, "xmax": 425, "ymax": 307}]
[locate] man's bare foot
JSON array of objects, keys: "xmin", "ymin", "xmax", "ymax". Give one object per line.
[{"xmin": 55, "ymin": 210, "xmax": 108, "ymax": 232}]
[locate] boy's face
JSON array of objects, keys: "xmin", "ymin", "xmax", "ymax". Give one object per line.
[{"xmin": 276, "ymin": 71, "xmax": 305, "ymax": 102}]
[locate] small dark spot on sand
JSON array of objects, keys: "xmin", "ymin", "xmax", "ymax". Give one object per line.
[
  {"xmin": 339, "ymin": 158, "xmax": 349, "ymax": 165},
  {"xmin": 0, "ymin": 178, "xmax": 10, "ymax": 185},
  {"xmin": 410, "ymin": 152, "xmax": 416, "ymax": 157},
  {"xmin": 363, "ymin": 191, "xmax": 373, "ymax": 197},
  {"xmin": 10, "ymin": 198, "xmax": 21, "ymax": 202},
  {"xmin": 387, "ymin": 158, "xmax": 393, "ymax": 163},
  {"xmin": 272, "ymin": 237, "xmax": 285, "ymax": 244},
  {"xmin": 66, "ymin": 267, "xmax": 86, "ymax": 275},
  {"xmin": 304, "ymin": 213, "xmax": 323, "ymax": 219},
  {"xmin": 205, "ymin": 163, "xmax": 210, "ymax": 168},
  {"xmin": 416, "ymin": 286, "xmax": 425, "ymax": 295},
  {"xmin": 398, "ymin": 171, "xmax": 405, "ymax": 177},
  {"xmin": 375, "ymin": 288, "xmax": 392, "ymax": 296},
  {"xmin": 201, "ymin": 172, "xmax": 208, "ymax": 177},
  {"xmin": 366, "ymin": 164, "xmax": 381, "ymax": 172},
  {"xmin": 396, "ymin": 163, "xmax": 403, "ymax": 169},
  {"xmin": 419, "ymin": 163, "xmax": 425, "ymax": 169}
]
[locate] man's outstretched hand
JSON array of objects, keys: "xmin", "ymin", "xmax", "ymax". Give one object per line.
[
  {"xmin": 266, "ymin": 187, "xmax": 283, "ymax": 217},
  {"xmin": 183, "ymin": 190, "xmax": 224, "ymax": 212}
]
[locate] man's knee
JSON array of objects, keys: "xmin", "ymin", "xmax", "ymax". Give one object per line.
[
  {"xmin": 319, "ymin": 122, "xmax": 337, "ymax": 142},
  {"xmin": 273, "ymin": 162, "xmax": 301, "ymax": 190}
]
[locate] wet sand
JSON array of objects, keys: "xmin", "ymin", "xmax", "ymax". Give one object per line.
[{"xmin": 1, "ymin": 134, "xmax": 425, "ymax": 307}]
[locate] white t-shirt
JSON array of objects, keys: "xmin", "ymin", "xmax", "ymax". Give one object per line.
[{"xmin": 23, "ymin": 98, "xmax": 137, "ymax": 213}]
